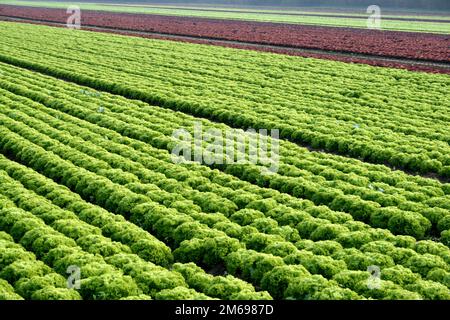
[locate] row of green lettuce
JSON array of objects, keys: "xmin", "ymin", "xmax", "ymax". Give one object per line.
[
  {"xmin": 0, "ymin": 60, "xmax": 448, "ymax": 244},
  {"xmin": 0, "ymin": 23, "xmax": 448, "ymax": 180},
  {"xmin": 0, "ymin": 65, "xmax": 449, "ymax": 299},
  {"xmin": 1, "ymin": 65, "xmax": 449, "ymax": 251},
  {"xmin": 0, "ymin": 139, "xmax": 359, "ymax": 299},
  {"xmin": 0, "ymin": 111, "xmax": 447, "ymax": 300},
  {"xmin": 1, "ymin": 59, "xmax": 449, "ymax": 252},
  {"xmin": 0, "ymin": 167, "xmax": 279, "ymax": 300}
]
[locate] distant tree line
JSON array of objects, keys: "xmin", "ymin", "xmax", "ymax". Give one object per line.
[{"xmin": 80, "ymin": 0, "xmax": 450, "ymax": 11}]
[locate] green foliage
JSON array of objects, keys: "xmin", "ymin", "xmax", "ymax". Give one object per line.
[
  {"xmin": 10, "ymin": 219, "xmax": 47, "ymax": 241},
  {"xmin": 171, "ymin": 262, "xmax": 266, "ymax": 299},
  {"xmin": 130, "ymin": 239, "xmax": 173, "ymax": 267},
  {"xmin": 230, "ymin": 209, "xmax": 265, "ymax": 226},
  {"xmin": 437, "ymin": 215, "xmax": 450, "ymax": 233},
  {"xmin": 80, "ymin": 273, "xmax": 142, "ymax": 300},
  {"xmin": 31, "ymin": 234, "xmax": 78, "ymax": 258},
  {"xmin": 336, "ymin": 231, "xmax": 373, "ymax": 248},
  {"xmin": 229, "ymin": 290, "xmax": 272, "ymax": 300},
  {"xmin": 380, "ymin": 289, "xmax": 422, "ymax": 300},
  {"xmin": 406, "ymin": 254, "xmax": 448, "ymax": 277},
  {"xmin": 173, "ymin": 221, "xmax": 220, "ymax": 245},
  {"xmin": 406, "ymin": 280, "xmax": 450, "ymax": 300},
  {"xmin": 263, "ymin": 242, "xmax": 298, "ymax": 257},
  {"xmin": 77, "ymin": 235, "xmax": 131, "ymax": 256},
  {"xmin": 15, "ymin": 274, "xmax": 66, "ymax": 299},
  {"xmin": 440, "ymin": 230, "xmax": 450, "ymax": 247},
  {"xmin": 311, "ymin": 286, "xmax": 362, "ymax": 300},
  {"xmin": 0, "ymin": 279, "xmax": 23, "ymax": 300},
  {"xmin": 133, "ymin": 270, "xmax": 186, "ymax": 296},
  {"xmin": 174, "ymin": 236, "xmax": 242, "ymax": 267},
  {"xmin": 387, "ymin": 212, "xmax": 431, "ymax": 239},
  {"xmin": 246, "ymin": 199, "xmax": 278, "ymax": 213},
  {"xmin": 0, "ymin": 247, "xmax": 36, "ymax": 270},
  {"xmin": 0, "ymin": 27, "xmax": 448, "ymax": 301},
  {"xmin": 260, "ymin": 265, "xmax": 310, "ymax": 299},
  {"xmin": 250, "ymin": 218, "xmax": 278, "ymax": 233},
  {"xmin": 0, "ymin": 260, "xmax": 51, "ymax": 284},
  {"xmin": 352, "ymin": 280, "xmax": 414, "ymax": 300},
  {"xmin": 154, "ymin": 287, "xmax": 212, "ymax": 300},
  {"xmin": 308, "ymin": 240, "xmax": 344, "ymax": 256},
  {"xmin": 284, "ymin": 275, "xmax": 330, "ymax": 300},
  {"xmin": 31, "ymin": 287, "xmax": 82, "ymax": 300},
  {"xmin": 243, "ymin": 233, "xmax": 285, "ymax": 252},
  {"xmin": 0, "ymin": 231, "xmax": 13, "ymax": 242},
  {"xmin": 120, "ymin": 294, "xmax": 152, "ymax": 300},
  {"xmin": 51, "ymin": 219, "xmax": 101, "ymax": 239},
  {"xmin": 414, "ymin": 240, "xmax": 450, "ymax": 264},
  {"xmin": 426, "ymin": 268, "xmax": 450, "ymax": 288},
  {"xmin": 310, "ymin": 224, "xmax": 348, "ymax": 241},
  {"xmin": 361, "ymin": 241, "xmax": 396, "ymax": 255},
  {"xmin": 381, "ymin": 265, "xmax": 422, "ymax": 286},
  {"xmin": 332, "ymin": 270, "xmax": 370, "ymax": 290},
  {"xmin": 392, "ymin": 235, "xmax": 417, "ymax": 249},
  {"xmin": 226, "ymin": 249, "xmax": 284, "ymax": 284},
  {"xmin": 213, "ymin": 221, "xmax": 245, "ymax": 239},
  {"xmin": 284, "ymin": 251, "xmax": 347, "ymax": 278},
  {"xmin": 332, "ymin": 249, "xmax": 395, "ymax": 270}
]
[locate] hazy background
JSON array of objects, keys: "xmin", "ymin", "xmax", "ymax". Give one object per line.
[{"xmin": 51, "ymin": 0, "xmax": 450, "ymax": 11}]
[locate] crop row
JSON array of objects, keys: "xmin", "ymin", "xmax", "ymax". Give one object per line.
[
  {"xmin": 0, "ymin": 231, "xmax": 82, "ymax": 300},
  {"xmin": 0, "ymin": 113, "xmax": 388, "ymax": 300},
  {"xmin": 0, "ymin": 69, "xmax": 446, "ymax": 245},
  {"xmin": 2, "ymin": 105, "xmax": 450, "ymax": 300},
  {"xmin": 4, "ymin": 61, "xmax": 445, "ymax": 194},
  {"xmin": 0, "ymin": 23, "xmax": 449, "ymax": 178},
  {"xmin": 0, "ymin": 163, "xmax": 277, "ymax": 300},
  {"xmin": 0, "ymin": 69, "xmax": 449, "ymax": 298},
  {"xmin": 0, "ymin": 168, "xmax": 276, "ymax": 300},
  {"xmin": 0, "ymin": 130, "xmax": 371, "ymax": 299},
  {"xmin": 1, "ymin": 121, "xmax": 449, "ymax": 300},
  {"xmin": 2, "ymin": 92, "xmax": 448, "ymax": 258},
  {"xmin": 1, "ymin": 90, "xmax": 449, "ymax": 264},
  {"xmin": 0, "ymin": 23, "xmax": 449, "ymax": 299},
  {"xmin": 0, "ymin": 78, "xmax": 448, "ymax": 248},
  {"xmin": 4, "ymin": 24, "xmax": 450, "ymax": 134},
  {"xmin": 1, "ymin": 4, "xmax": 450, "ymax": 38},
  {"xmin": 2, "ymin": 19, "xmax": 447, "ymax": 74},
  {"xmin": 0, "ymin": 193, "xmax": 158, "ymax": 300},
  {"xmin": 0, "ymin": 61, "xmax": 448, "ymax": 243}
]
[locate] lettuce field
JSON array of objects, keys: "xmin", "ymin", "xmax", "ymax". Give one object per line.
[
  {"xmin": 0, "ymin": 18, "xmax": 449, "ymax": 302},
  {"xmin": 1, "ymin": 4, "xmax": 450, "ymax": 74},
  {"xmin": 2, "ymin": 0, "xmax": 450, "ymax": 33}
]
